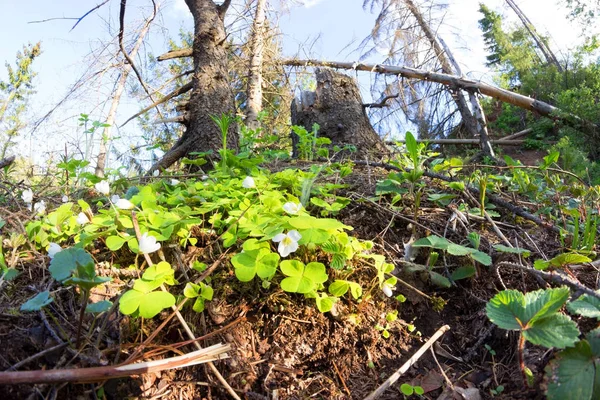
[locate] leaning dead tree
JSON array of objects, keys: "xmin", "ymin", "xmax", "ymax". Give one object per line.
[
  {"xmin": 291, "ymin": 68, "xmax": 389, "ymax": 159},
  {"xmin": 282, "ymin": 59, "xmax": 599, "ymax": 136}
]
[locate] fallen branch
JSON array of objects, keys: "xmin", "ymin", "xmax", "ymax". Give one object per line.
[
  {"xmin": 283, "ymin": 59, "xmax": 599, "ymax": 136},
  {"xmin": 363, "ymin": 325, "xmax": 450, "ymax": 400},
  {"xmin": 0, "ymin": 344, "xmax": 230, "ymax": 385}
]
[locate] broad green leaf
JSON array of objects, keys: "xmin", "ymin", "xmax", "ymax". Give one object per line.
[
  {"xmin": 280, "ymin": 261, "xmax": 327, "ymax": 294},
  {"xmin": 314, "ymin": 292, "xmax": 338, "ymax": 313},
  {"xmin": 412, "ymin": 235, "xmax": 450, "ymax": 249},
  {"xmin": 329, "ymin": 280, "xmax": 362, "ymax": 299},
  {"xmin": 86, "ymin": 300, "xmax": 112, "ymax": 314},
  {"xmin": 288, "ymin": 216, "xmax": 351, "ymax": 231},
  {"xmin": 524, "ymin": 314, "xmax": 580, "ymax": 348},
  {"xmin": 106, "ymin": 235, "xmax": 127, "ymax": 251},
  {"xmin": 21, "ymin": 291, "xmax": 53, "ymax": 311},
  {"xmin": 184, "ymin": 282, "xmax": 200, "ymax": 298},
  {"xmin": 446, "ymin": 243, "xmax": 472, "ymax": 256},
  {"xmin": 451, "ymin": 265, "xmax": 476, "ymax": 281},
  {"xmin": 486, "ymin": 289, "xmax": 527, "ymax": 330},
  {"xmin": 405, "ymin": 131, "xmax": 418, "ymax": 166},
  {"xmin": 534, "ymin": 259, "xmax": 551, "ymax": 270},
  {"xmin": 545, "ymin": 340, "xmax": 596, "ymax": 400},
  {"xmin": 400, "ymin": 383, "xmax": 414, "ymax": 396},
  {"xmin": 549, "ymin": 253, "xmax": 592, "ymax": 267},
  {"xmin": 142, "ymin": 261, "xmax": 175, "ymax": 285},
  {"xmin": 49, "ymin": 247, "xmax": 95, "ymax": 282},
  {"xmin": 525, "ymin": 287, "xmax": 570, "ymax": 325},
  {"xmin": 568, "ymin": 294, "xmax": 600, "ymax": 319},
  {"xmin": 471, "ymin": 250, "xmax": 492, "ymax": 266},
  {"xmin": 119, "ymin": 289, "xmax": 175, "ymax": 318},
  {"xmin": 297, "ymin": 228, "xmax": 331, "ymax": 244},
  {"xmin": 2, "ymin": 268, "xmax": 18, "ymax": 281},
  {"xmin": 231, "ymin": 248, "xmax": 279, "ymax": 282}
]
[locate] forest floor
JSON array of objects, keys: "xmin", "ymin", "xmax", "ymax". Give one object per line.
[{"xmin": 0, "ymin": 159, "xmax": 590, "ymax": 400}]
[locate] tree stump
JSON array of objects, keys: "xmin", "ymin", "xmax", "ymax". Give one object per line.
[{"xmin": 291, "ymin": 68, "xmax": 389, "ymax": 159}]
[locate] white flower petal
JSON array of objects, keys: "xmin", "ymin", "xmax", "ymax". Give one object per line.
[
  {"xmin": 139, "ymin": 232, "xmax": 161, "ymax": 254},
  {"xmin": 278, "ymin": 242, "xmax": 291, "ymax": 257},
  {"xmin": 288, "ymin": 230, "xmax": 302, "ymax": 242},
  {"xmin": 115, "ymin": 199, "xmax": 135, "ymax": 210},
  {"xmin": 170, "ymin": 179, "xmax": 180, "ymax": 185},
  {"xmin": 76, "ymin": 212, "xmax": 90, "ymax": 225},
  {"xmin": 272, "ymin": 233, "xmax": 286, "ymax": 243},
  {"xmin": 242, "ymin": 176, "xmax": 256, "ymax": 189},
  {"xmin": 62, "ymin": 195, "xmax": 69, "ymax": 203},
  {"xmin": 21, "ymin": 189, "xmax": 33, "ymax": 204},
  {"xmin": 382, "ymin": 283, "xmax": 395, "ymax": 297},
  {"xmin": 95, "ymin": 181, "xmax": 110, "ymax": 195},
  {"xmin": 47, "ymin": 243, "xmax": 62, "ymax": 259},
  {"xmin": 33, "ymin": 200, "xmax": 46, "ymax": 214},
  {"xmin": 110, "ymin": 195, "xmax": 120, "ymax": 203},
  {"xmin": 153, "ymin": 169, "xmax": 160, "ymax": 177},
  {"xmin": 283, "ymin": 202, "xmax": 302, "ymax": 215}
]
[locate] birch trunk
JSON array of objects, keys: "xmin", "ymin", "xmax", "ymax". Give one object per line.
[{"xmin": 245, "ymin": 0, "xmax": 267, "ymax": 131}]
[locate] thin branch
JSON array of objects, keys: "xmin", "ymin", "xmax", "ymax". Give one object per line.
[
  {"xmin": 71, "ymin": 0, "xmax": 111, "ymax": 31},
  {"xmin": 363, "ymin": 93, "xmax": 399, "ymax": 109},
  {"xmin": 120, "ymin": 82, "xmax": 193, "ymax": 127}
]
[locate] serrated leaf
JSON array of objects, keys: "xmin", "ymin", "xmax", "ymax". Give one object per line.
[
  {"xmin": 21, "ymin": 291, "xmax": 53, "ymax": 311},
  {"xmin": 545, "ymin": 340, "xmax": 596, "ymax": 400},
  {"xmin": 525, "ymin": 287, "xmax": 570, "ymax": 324},
  {"xmin": 568, "ymin": 294, "xmax": 600, "ymax": 319},
  {"xmin": 471, "ymin": 250, "xmax": 492, "ymax": 266},
  {"xmin": 486, "ymin": 289, "xmax": 527, "ymax": 330},
  {"xmin": 524, "ymin": 314, "xmax": 580, "ymax": 348},
  {"xmin": 446, "ymin": 243, "xmax": 473, "ymax": 256},
  {"xmin": 549, "ymin": 253, "xmax": 592, "ymax": 267},
  {"xmin": 534, "ymin": 259, "xmax": 551, "ymax": 270}
]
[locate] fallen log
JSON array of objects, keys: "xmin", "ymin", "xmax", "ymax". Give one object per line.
[{"xmin": 386, "ymin": 139, "xmax": 525, "ymax": 146}]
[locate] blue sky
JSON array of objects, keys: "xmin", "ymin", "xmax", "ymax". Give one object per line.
[{"xmin": 0, "ymin": 0, "xmax": 584, "ymax": 166}]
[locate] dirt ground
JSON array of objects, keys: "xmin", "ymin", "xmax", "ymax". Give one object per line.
[{"xmin": 0, "ymin": 162, "xmax": 588, "ymax": 400}]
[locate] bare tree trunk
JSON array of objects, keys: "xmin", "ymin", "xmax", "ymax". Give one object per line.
[
  {"xmin": 95, "ymin": 11, "xmax": 154, "ymax": 177},
  {"xmin": 504, "ymin": 0, "xmax": 563, "ymax": 72},
  {"xmin": 282, "ymin": 59, "xmax": 599, "ymax": 136},
  {"xmin": 150, "ymin": 0, "xmax": 238, "ymax": 173},
  {"xmin": 403, "ymin": 0, "xmax": 494, "ymax": 157},
  {"xmin": 245, "ymin": 0, "xmax": 268, "ymax": 131}
]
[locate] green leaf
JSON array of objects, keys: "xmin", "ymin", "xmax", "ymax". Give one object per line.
[
  {"xmin": 471, "ymin": 250, "xmax": 492, "ymax": 266},
  {"xmin": 534, "ymin": 259, "xmax": 551, "ymax": 270},
  {"xmin": 429, "ymin": 271, "xmax": 452, "ymax": 288},
  {"xmin": 545, "ymin": 340, "xmax": 597, "ymax": 400},
  {"xmin": 86, "ymin": 300, "xmax": 112, "ymax": 314},
  {"xmin": 549, "ymin": 253, "xmax": 592, "ymax": 267},
  {"xmin": 142, "ymin": 261, "xmax": 175, "ymax": 285},
  {"xmin": 2, "ymin": 268, "xmax": 19, "ymax": 281},
  {"xmin": 288, "ymin": 216, "xmax": 351, "ymax": 231},
  {"xmin": 21, "ymin": 291, "xmax": 53, "ymax": 311},
  {"xmin": 493, "ymin": 244, "xmax": 531, "ymax": 257},
  {"xmin": 446, "ymin": 243, "xmax": 472, "ymax": 256},
  {"xmin": 297, "ymin": 228, "xmax": 331, "ymax": 244},
  {"xmin": 405, "ymin": 131, "xmax": 418, "ymax": 166},
  {"xmin": 328, "ymin": 280, "xmax": 362, "ymax": 299},
  {"xmin": 568, "ymin": 294, "xmax": 600, "ymax": 319},
  {"xmin": 525, "ymin": 286, "xmax": 571, "ymax": 324},
  {"xmin": 231, "ymin": 248, "xmax": 280, "ymax": 282},
  {"xmin": 119, "ymin": 289, "xmax": 175, "ymax": 318},
  {"xmin": 451, "ymin": 265, "xmax": 476, "ymax": 281},
  {"xmin": 524, "ymin": 314, "xmax": 580, "ymax": 349},
  {"xmin": 314, "ymin": 292, "xmax": 337, "ymax": 313},
  {"xmin": 280, "ymin": 261, "xmax": 328, "ymax": 294},
  {"xmin": 412, "ymin": 235, "xmax": 450, "ymax": 249},
  {"xmin": 106, "ymin": 235, "xmax": 127, "ymax": 251},
  {"xmin": 400, "ymin": 383, "xmax": 414, "ymax": 396},
  {"xmin": 486, "ymin": 289, "xmax": 528, "ymax": 330},
  {"xmin": 49, "ymin": 247, "xmax": 95, "ymax": 282}
]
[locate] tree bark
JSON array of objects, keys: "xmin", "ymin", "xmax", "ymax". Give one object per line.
[
  {"xmin": 291, "ymin": 68, "xmax": 389, "ymax": 159},
  {"xmin": 245, "ymin": 0, "xmax": 268, "ymax": 131},
  {"xmin": 151, "ymin": 0, "xmax": 238, "ymax": 173},
  {"xmin": 404, "ymin": 0, "xmax": 494, "ymax": 157},
  {"xmin": 282, "ymin": 59, "xmax": 599, "ymax": 137}
]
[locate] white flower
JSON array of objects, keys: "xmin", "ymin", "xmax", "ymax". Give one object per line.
[
  {"xmin": 76, "ymin": 212, "xmax": 90, "ymax": 225},
  {"xmin": 33, "ymin": 200, "xmax": 46, "ymax": 214},
  {"xmin": 272, "ymin": 230, "xmax": 302, "ymax": 257},
  {"xmin": 201, "ymin": 175, "xmax": 209, "ymax": 181},
  {"xmin": 47, "ymin": 243, "xmax": 62, "ymax": 259},
  {"xmin": 139, "ymin": 232, "xmax": 161, "ymax": 254},
  {"xmin": 115, "ymin": 198, "xmax": 134, "ymax": 210},
  {"xmin": 242, "ymin": 176, "xmax": 256, "ymax": 189},
  {"xmin": 62, "ymin": 195, "xmax": 69, "ymax": 203},
  {"xmin": 382, "ymin": 283, "xmax": 396, "ymax": 297},
  {"xmin": 152, "ymin": 169, "xmax": 159, "ymax": 177},
  {"xmin": 110, "ymin": 194, "xmax": 120, "ymax": 203},
  {"xmin": 283, "ymin": 202, "xmax": 302, "ymax": 215},
  {"xmin": 170, "ymin": 179, "xmax": 180, "ymax": 185},
  {"xmin": 95, "ymin": 181, "xmax": 110, "ymax": 195},
  {"xmin": 21, "ymin": 189, "xmax": 33, "ymax": 204}
]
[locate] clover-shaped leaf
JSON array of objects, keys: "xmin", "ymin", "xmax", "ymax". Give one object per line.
[
  {"xmin": 49, "ymin": 247, "xmax": 95, "ymax": 281},
  {"xmin": 183, "ymin": 282, "xmax": 214, "ymax": 313},
  {"xmin": 119, "ymin": 289, "xmax": 175, "ymax": 318},
  {"xmin": 486, "ymin": 287, "xmax": 579, "ymax": 349},
  {"xmin": 142, "ymin": 261, "xmax": 176, "ymax": 285},
  {"xmin": 231, "ymin": 248, "xmax": 280, "ymax": 282},
  {"xmin": 329, "ymin": 280, "xmax": 362, "ymax": 299},
  {"xmin": 21, "ymin": 291, "xmax": 53, "ymax": 311},
  {"xmin": 86, "ymin": 300, "xmax": 113, "ymax": 314},
  {"xmin": 280, "ymin": 261, "xmax": 328, "ymax": 294}
]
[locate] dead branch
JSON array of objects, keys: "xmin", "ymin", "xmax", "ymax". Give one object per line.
[
  {"xmin": 0, "ymin": 344, "xmax": 230, "ymax": 385},
  {"xmin": 120, "ymin": 82, "xmax": 193, "ymax": 127},
  {"xmin": 282, "ymin": 59, "xmax": 599, "ymax": 136},
  {"xmin": 363, "ymin": 93, "xmax": 399, "ymax": 109},
  {"xmin": 157, "ymin": 48, "xmax": 193, "ymax": 61},
  {"xmin": 386, "ymin": 139, "xmax": 525, "ymax": 145},
  {"xmin": 0, "ymin": 155, "xmax": 16, "ymax": 169}
]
